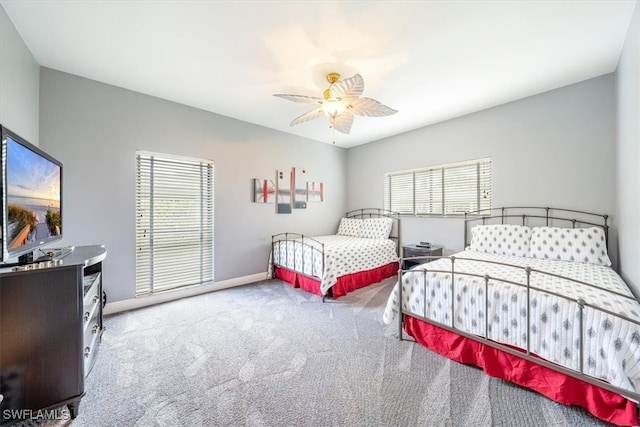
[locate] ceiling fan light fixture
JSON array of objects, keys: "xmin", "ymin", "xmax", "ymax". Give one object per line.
[
  {"xmin": 321, "ymin": 73, "xmax": 348, "ymax": 117},
  {"xmin": 273, "ymin": 72, "xmax": 397, "ymax": 141},
  {"xmin": 321, "ymin": 99, "xmax": 347, "ymax": 117}
]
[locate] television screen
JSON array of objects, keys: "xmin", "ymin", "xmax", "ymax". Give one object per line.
[{"xmin": 1, "ymin": 126, "xmax": 62, "ymax": 262}]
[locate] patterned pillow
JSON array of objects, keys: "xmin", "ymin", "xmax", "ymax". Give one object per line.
[
  {"xmin": 360, "ymin": 217, "xmax": 394, "ymax": 239},
  {"xmin": 528, "ymin": 226, "xmax": 611, "ymax": 266},
  {"xmin": 469, "ymin": 224, "xmax": 531, "ymax": 257},
  {"xmin": 336, "ymin": 218, "xmax": 363, "ymax": 237}
]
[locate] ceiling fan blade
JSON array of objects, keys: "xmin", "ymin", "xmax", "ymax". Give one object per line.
[
  {"xmin": 273, "ymin": 94, "xmax": 323, "ymax": 104},
  {"xmin": 348, "ymin": 97, "xmax": 397, "ymax": 117},
  {"xmin": 331, "ymin": 112, "xmax": 354, "ymax": 134},
  {"xmin": 290, "ymin": 108, "xmax": 325, "ymax": 127},
  {"xmin": 329, "ymin": 74, "xmax": 364, "ymax": 99}
]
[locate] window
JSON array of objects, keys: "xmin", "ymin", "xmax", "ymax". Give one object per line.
[
  {"xmin": 384, "ymin": 158, "xmax": 491, "ymax": 215},
  {"xmin": 135, "ymin": 151, "xmax": 214, "ymax": 296}
]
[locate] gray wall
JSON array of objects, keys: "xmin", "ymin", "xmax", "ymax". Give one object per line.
[
  {"xmin": 616, "ymin": 2, "xmax": 640, "ymax": 294},
  {"xmin": 0, "ymin": 5, "xmax": 39, "ymax": 143},
  {"xmin": 347, "ymin": 75, "xmax": 617, "ymax": 266},
  {"xmin": 39, "ymin": 68, "xmax": 346, "ymax": 303}
]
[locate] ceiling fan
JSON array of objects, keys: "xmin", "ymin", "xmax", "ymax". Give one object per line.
[{"xmin": 273, "ymin": 73, "xmax": 397, "ymax": 141}]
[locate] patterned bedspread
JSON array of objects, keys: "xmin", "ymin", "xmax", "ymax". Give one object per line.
[
  {"xmin": 383, "ymin": 249, "xmax": 640, "ymax": 394},
  {"xmin": 270, "ymin": 235, "xmax": 398, "ymax": 295}
]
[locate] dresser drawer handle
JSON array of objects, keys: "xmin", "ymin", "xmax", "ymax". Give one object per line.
[
  {"xmin": 83, "ymin": 311, "xmax": 91, "ymax": 321},
  {"xmin": 92, "ymin": 324, "xmax": 100, "ymax": 334},
  {"xmin": 84, "ymin": 346, "xmax": 91, "ymax": 358}
]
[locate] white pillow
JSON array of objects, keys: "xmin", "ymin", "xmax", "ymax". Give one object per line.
[
  {"xmin": 336, "ymin": 218, "xmax": 363, "ymax": 237},
  {"xmin": 470, "ymin": 224, "xmax": 531, "ymax": 257},
  {"xmin": 359, "ymin": 217, "xmax": 393, "ymax": 239},
  {"xmin": 528, "ymin": 226, "xmax": 611, "ymax": 266}
]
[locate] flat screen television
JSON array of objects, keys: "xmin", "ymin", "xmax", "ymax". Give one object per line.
[{"xmin": 0, "ymin": 125, "xmax": 63, "ymax": 264}]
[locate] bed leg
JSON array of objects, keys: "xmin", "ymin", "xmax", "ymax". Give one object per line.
[{"xmin": 322, "ymin": 288, "xmax": 334, "ymax": 303}]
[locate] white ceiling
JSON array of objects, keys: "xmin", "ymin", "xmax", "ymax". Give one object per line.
[{"xmin": 1, "ymin": 0, "xmax": 636, "ymax": 148}]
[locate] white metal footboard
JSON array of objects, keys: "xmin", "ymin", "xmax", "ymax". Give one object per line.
[{"xmin": 270, "ymin": 232, "xmax": 325, "ymax": 280}]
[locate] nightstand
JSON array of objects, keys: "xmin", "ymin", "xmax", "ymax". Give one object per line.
[{"xmin": 402, "ymin": 244, "xmax": 443, "ymax": 269}]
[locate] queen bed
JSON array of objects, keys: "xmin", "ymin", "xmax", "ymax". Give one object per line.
[
  {"xmin": 269, "ymin": 208, "xmax": 400, "ymax": 300},
  {"xmin": 383, "ymin": 207, "xmax": 640, "ymax": 426}
]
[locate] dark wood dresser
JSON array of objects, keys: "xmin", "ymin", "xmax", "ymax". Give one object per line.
[{"xmin": 0, "ymin": 245, "xmax": 106, "ymax": 424}]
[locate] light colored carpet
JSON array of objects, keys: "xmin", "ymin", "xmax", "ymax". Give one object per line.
[{"xmin": 34, "ymin": 278, "xmax": 612, "ymax": 426}]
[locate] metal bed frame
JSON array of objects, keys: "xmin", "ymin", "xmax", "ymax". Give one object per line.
[
  {"xmin": 463, "ymin": 206, "xmax": 609, "ymax": 251},
  {"xmin": 271, "ymin": 208, "xmax": 401, "ymax": 301},
  {"xmin": 396, "ymin": 206, "xmax": 640, "ymax": 419}
]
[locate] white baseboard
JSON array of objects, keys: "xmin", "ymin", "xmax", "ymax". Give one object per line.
[{"xmin": 103, "ymin": 272, "xmax": 268, "ymax": 315}]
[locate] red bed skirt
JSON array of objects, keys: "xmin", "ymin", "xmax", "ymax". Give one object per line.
[
  {"xmin": 274, "ymin": 262, "xmax": 398, "ymax": 299},
  {"xmin": 404, "ymin": 315, "xmax": 638, "ymax": 426}
]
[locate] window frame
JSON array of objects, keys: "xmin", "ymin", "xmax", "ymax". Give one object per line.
[
  {"xmin": 384, "ymin": 157, "xmax": 491, "ymax": 217},
  {"xmin": 135, "ymin": 150, "xmax": 214, "ymax": 297}
]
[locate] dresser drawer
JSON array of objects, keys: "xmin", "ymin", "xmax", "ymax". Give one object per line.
[
  {"xmin": 83, "ymin": 315, "xmax": 101, "ymax": 347},
  {"xmin": 83, "ymin": 321, "xmax": 101, "ymax": 375},
  {"xmin": 82, "ymin": 273, "xmax": 101, "ymax": 328},
  {"xmin": 404, "ymin": 247, "xmax": 429, "ymax": 257},
  {"xmin": 83, "ymin": 272, "xmax": 101, "ymax": 306}
]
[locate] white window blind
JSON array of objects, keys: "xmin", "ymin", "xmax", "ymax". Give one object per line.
[
  {"xmin": 384, "ymin": 158, "xmax": 491, "ymax": 216},
  {"xmin": 135, "ymin": 152, "xmax": 214, "ymax": 296}
]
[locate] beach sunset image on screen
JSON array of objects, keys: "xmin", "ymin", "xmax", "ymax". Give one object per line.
[{"xmin": 6, "ymin": 137, "xmax": 61, "ymax": 249}]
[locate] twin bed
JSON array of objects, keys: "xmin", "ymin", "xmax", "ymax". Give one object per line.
[
  {"xmin": 270, "ymin": 206, "xmax": 640, "ymax": 425},
  {"xmin": 269, "ymin": 208, "xmax": 400, "ymax": 300}
]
